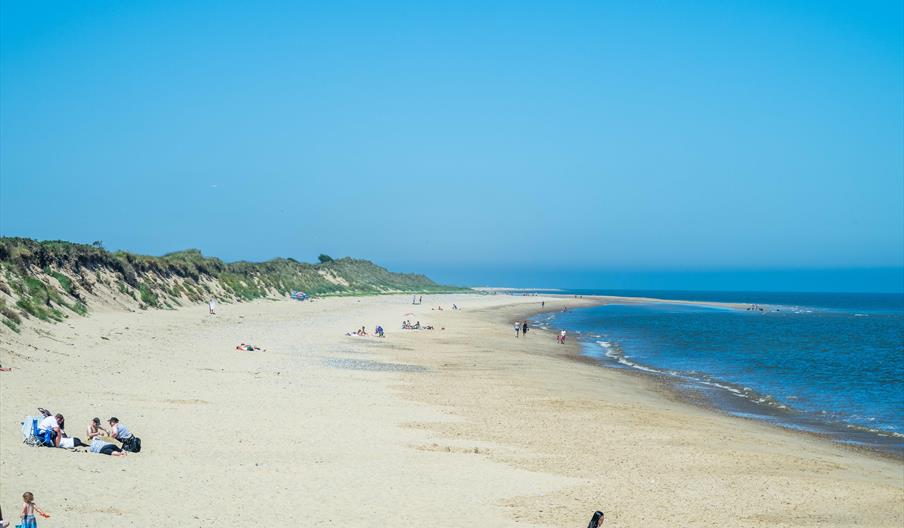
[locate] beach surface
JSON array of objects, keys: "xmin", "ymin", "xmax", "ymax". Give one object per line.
[{"xmin": 0, "ymin": 294, "xmax": 901, "ymax": 527}]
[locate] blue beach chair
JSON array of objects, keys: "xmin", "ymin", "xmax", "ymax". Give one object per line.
[{"xmin": 21, "ymin": 416, "xmax": 41, "ymax": 447}]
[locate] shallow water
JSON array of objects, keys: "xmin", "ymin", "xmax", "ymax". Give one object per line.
[
  {"xmin": 531, "ymin": 291, "xmax": 904, "ymax": 454},
  {"xmin": 324, "ymin": 357, "xmax": 427, "ymax": 372}
]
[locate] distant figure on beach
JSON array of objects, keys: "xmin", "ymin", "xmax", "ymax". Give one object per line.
[
  {"xmin": 356, "ymin": 326, "xmax": 367, "ymax": 336},
  {"xmin": 236, "ymin": 343, "xmax": 262, "ymax": 351},
  {"xmin": 557, "ymin": 330, "xmax": 567, "ymax": 344},
  {"xmin": 37, "ymin": 413, "xmax": 63, "ymax": 448},
  {"xmin": 375, "ymin": 325, "xmax": 384, "ymax": 337},
  {"xmin": 1, "ymin": 505, "xmax": 9, "ymax": 528},
  {"xmin": 419, "ymin": 296, "xmax": 422, "ymax": 304},
  {"xmin": 19, "ymin": 492, "xmax": 48, "ymax": 527},
  {"xmin": 86, "ymin": 417, "xmax": 107, "ymax": 441},
  {"xmin": 412, "ymin": 295, "xmax": 417, "ymax": 304},
  {"xmin": 587, "ymin": 511, "xmax": 604, "ymax": 527},
  {"xmin": 514, "ymin": 322, "xmax": 520, "ymax": 338},
  {"xmin": 107, "ymin": 417, "xmax": 141, "ymax": 452},
  {"xmin": 208, "ymin": 297, "xmax": 217, "ymax": 315},
  {"xmin": 522, "ymin": 321, "xmax": 528, "ymax": 336},
  {"xmin": 541, "ymin": 301, "xmax": 545, "ymax": 308},
  {"xmin": 89, "ymin": 438, "xmax": 127, "ymax": 457}
]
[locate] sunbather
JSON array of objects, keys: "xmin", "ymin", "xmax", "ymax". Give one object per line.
[
  {"xmin": 86, "ymin": 418, "xmax": 108, "ymax": 440},
  {"xmin": 107, "ymin": 417, "xmax": 132, "ymax": 443},
  {"xmin": 108, "ymin": 417, "xmax": 141, "ymax": 452},
  {"xmin": 235, "ymin": 343, "xmax": 262, "ymax": 351},
  {"xmin": 88, "ymin": 438, "xmax": 126, "ymax": 457},
  {"xmin": 37, "ymin": 413, "xmax": 63, "ymax": 448}
]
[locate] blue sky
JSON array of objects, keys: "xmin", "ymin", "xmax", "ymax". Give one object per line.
[{"xmin": 1, "ymin": 1, "xmax": 902, "ymax": 290}]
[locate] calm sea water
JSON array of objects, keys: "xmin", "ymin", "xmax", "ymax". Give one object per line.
[{"xmin": 529, "ymin": 290, "xmax": 904, "ymax": 453}]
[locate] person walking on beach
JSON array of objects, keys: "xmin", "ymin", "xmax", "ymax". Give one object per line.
[
  {"xmin": 514, "ymin": 322, "xmax": 520, "ymax": 338},
  {"xmin": 208, "ymin": 297, "xmax": 217, "ymax": 315},
  {"xmin": 558, "ymin": 329, "xmax": 567, "ymax": 344},
  {"xmin": 19, "ymin": 492, "xmax": 48, "ymax": 528},
  {"xmin": 522, "ymin": 321, "xmax": 528, "ymax": 337}
]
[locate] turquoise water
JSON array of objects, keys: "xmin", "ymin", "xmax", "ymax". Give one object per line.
[{"xmin": 531, "ymin": 291, "xmax": 904, "ymax": 453}]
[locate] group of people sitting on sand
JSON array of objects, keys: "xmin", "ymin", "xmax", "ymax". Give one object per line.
[
  {"xmin": 401, "ymin": 320, "xmax": 434, "ymax": 330},
  {"xmin": 346, "ymin": 325, "xmax": 385, "ymax": 337},
  {"xmin": 33, "ymin": 408, "xmax": 140, "ymax": 457}
]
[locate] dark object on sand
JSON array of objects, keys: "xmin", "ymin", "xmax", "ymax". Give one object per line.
[
  {"xmin": 122, "ymin": 436, "xmax": 142, "ymax": 453},
  {"xmin": 587, "ymin": 511, "xmax": 604, "ymax": 527}
]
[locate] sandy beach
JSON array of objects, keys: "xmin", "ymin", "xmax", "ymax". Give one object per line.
[{"xmin": 1, "ymin": 294, "xmax": 901, "ymax": 527}]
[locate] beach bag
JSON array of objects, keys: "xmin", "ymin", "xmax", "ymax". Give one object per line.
[{"xmin": 123, "ymin": 436, "xmax": 141, "ymax": 453}]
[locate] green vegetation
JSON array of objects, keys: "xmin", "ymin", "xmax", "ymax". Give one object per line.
[
  {"xmin": 2, "ymin": 317, "xmax": 18, "ymax": 332},
  {"xmin": 138, "ymin": 282, "xmax": 159, "ymax": 307},
  {"xmin": 50, "ymin": 270, "xmax": 74, "ymax": 294},
  {"xmin": 0, "ymin": 300, "xmax": 22, "ymax": 325},
  {"xmin": 0, "ymin": 237, "xmax": 468, "ymax": 329},
  {"xmin": 1, "ymin": 298, "xmax": 22, "ymax": 332}
]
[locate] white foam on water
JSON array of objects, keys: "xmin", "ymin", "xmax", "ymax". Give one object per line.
[{"xmin": 596, "ymin": 340, "xmax": 663, "ymax": 374}]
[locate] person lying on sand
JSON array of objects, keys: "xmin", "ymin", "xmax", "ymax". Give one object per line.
[
  {"xmin": 88, "ymin": 438, "xmax": 127, "ymax": 457},
  {"xmin": 235, "ymin": 343, "xmax": 262, "ymax": 351}
]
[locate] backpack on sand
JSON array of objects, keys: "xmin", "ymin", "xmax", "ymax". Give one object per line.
[{"xmin": 122, "ymin": 436, "xmax": 142, "ymax": 453}]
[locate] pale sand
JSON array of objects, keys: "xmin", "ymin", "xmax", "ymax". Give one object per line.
[{"xmin": 0, "ymin": 294, "xmax": 901, "ymax": 527}]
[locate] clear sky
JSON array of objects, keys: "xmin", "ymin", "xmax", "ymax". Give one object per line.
[{"xmin": 1, "ymin": 1, "xmax": 902, "ymax": 291}]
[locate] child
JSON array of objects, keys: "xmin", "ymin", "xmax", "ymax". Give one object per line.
[{"xmin": 19, "ymin": 492, "xmax": 48, "ymax": 527}]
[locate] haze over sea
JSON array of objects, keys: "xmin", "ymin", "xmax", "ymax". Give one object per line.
[{"xmin": 530, "ymin": 289, "xmax": 904, "ymax": 454}]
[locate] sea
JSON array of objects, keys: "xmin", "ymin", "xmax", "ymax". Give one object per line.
[{"xmin": 527, "ymin": 290, "xmax": 904, "ymax": 455}]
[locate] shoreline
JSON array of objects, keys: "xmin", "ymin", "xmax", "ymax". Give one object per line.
[
  {"xmin": 505, "ymin": 296, "xmax": 904, "ymax": 461},
  {"xmin": 1, "ymin": 293, "xmax": 901, "ymax": 526}
]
